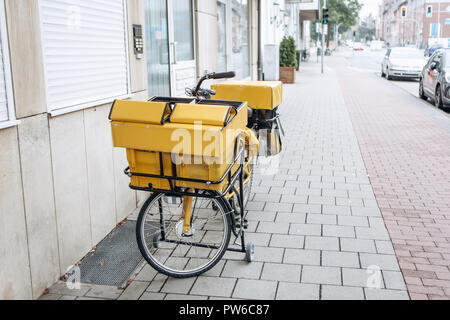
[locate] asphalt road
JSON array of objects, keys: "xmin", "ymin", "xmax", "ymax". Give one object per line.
[{"xmin": 341, "ymin": 47, "xmax": 450, "ymax": 115}]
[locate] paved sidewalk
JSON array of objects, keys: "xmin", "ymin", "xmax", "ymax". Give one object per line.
[
  {"xmin": 41, "ymin": 60, "xmax": 408, "ymax": 300},
  {"xmin": 334, "ymin": 57, "xmax": 450, "ymax": 300}
]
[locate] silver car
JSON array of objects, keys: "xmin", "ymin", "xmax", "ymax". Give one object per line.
[{"xmin": 381, "ymin": 47, "xmax": 428, "ymax": 80}]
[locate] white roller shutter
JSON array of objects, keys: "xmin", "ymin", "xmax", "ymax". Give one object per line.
[
  {"xmin": 0, "ymin": 0, "xmax": 10, "ymax": 123},
  {"xmin": 39, "ymin": 0, "xmax": 129, "ymax": 112},
  {"xmin": 0, "ymin": 30, "xmax": 8, "ymax": 122}
]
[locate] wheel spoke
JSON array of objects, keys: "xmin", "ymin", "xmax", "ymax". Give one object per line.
[{"xmin": 137, "ymin": 193, "xmax": 230, "ymax": 277}]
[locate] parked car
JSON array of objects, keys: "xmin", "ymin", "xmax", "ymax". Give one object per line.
[
  {"xmin": 353, "ymin": 42, "xmax": 364, "ymax": 51},
  {"xmin": 381, "ymin": 47, "xmax": 428, "ymax": 80},
  {"xmin": 424, "ymin": 44, "xmax": 444, "ymax": 57},
  {"xmin": 370, "ymin": 40, "xmax": 384, "ymax": 51},
  {"xmin": 419, "ymin": 48, "xmax": 450, "ymax": 110}
]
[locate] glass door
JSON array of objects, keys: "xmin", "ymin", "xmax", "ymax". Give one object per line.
[
  {"xmin": 145, "ymin": 0, "xmax": 171, "ymax": 96},
  {"xmin": 168, "ymin": 0, "xmax": 196, "ymax": 96},
  {"xmin": 217, "ymin": 1, "xmax": 227, "ymax": 72}
]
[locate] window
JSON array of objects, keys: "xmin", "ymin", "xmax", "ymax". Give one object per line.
[
  {"xmin": 0, "ymin": 0, "xmax": 16, "ymax": 127},
  {"xmin": 217, "ymin": 1, "xmax": 227, "ymax": 72},
  {"xmin": 39, "ymin": 0, "xmax": 130, "ymax": 114},
  {"xmin": 231, "ymin": 0, "xmax": 250, "ymax": 79},
  {"xmin": 430, "ymin": 23, "xmax": 440, "ymax": 37}
]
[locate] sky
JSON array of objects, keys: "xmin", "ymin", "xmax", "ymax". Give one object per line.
[{"xmin": 359, "ymin": 0, "xmax": 382, "ymax": 19}]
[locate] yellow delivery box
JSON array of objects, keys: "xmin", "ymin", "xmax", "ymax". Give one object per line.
[{"xmin": 109, "ymin": 99, "xmax": 248, "ymax": 192}]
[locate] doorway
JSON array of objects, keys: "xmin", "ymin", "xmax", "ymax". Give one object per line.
[{"xmin": 145, "ymin": 0, "xmax": 196, "ymax": 97}]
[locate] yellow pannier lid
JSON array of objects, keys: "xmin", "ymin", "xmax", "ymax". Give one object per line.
[
  {"xmin": 211, "ymin": 81, "xmax": 282, "ymax": 110},
  {"xmin": 109, "ymin": 100, "xmax": 171, "ymax": 125},
  {"xmin": 170, "ymin": 103, "xmax": 235, "ymax": 127}
]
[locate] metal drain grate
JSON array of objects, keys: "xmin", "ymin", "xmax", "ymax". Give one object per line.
[{"xmin": 78, "ymin": 220, "xmax": 143, "ymax": 287}]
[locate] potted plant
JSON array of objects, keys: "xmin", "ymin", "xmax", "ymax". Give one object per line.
[{"xmin": 279, "ymin": 36, "xmax": 297, "ymax": 83}]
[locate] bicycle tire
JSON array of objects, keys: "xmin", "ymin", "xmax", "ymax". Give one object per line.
[{"xmin": 136, "ymin": 192, "xmax": 232, "ymax": 278}]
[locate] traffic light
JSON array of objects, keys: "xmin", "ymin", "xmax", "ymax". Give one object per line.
[
  {"xmin": 401, "ymin": 6, "xmax": 407, "ymax": 18},
  {"xmin": 323, "ymin": 8, "xmax": 329, "ymax": 25}
]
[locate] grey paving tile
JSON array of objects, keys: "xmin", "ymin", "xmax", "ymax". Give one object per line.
[
  {"xmin": 221, "ymin": 260, "xmax": 263, "ymax": 280},
  {"xmin": 351, "ymin": 207, "xmax": 382, "ymax": 217},
  {"xmin": 139, "ymin": 292, "xmax": 166, "ymax": 300},
  {"xmin": 322, "ymin": 205, "xmax": 351, "ymax": 216},
  {"xmin": 165, "ymin": 294, "xmax": 208, "ymax": 300},
  {"xmin": 375, "ymin": 241, "xmax": 396, "ymax": 255},
  {"xmin": 293, "ymin": 204, "xmax": 322, "ymax": 214},
  {"xmin": 355, "ymin": 227, "xmax": 391, "ymax": 240},
  {"xmin": 261, "ymin": 263, "xmax": 301, "ymax": 282},
  {"xmin": 275, "ymin": 212, "xmax": 306, "ymax": 224},
  {"xmin": 118, "ymin": 281, "xmax": 149, "ymax": 300},
  {"xmin": 246, "ymin": 202, "xmax": 265, "ymax": 211},
  {"xmin": 253, "ymin": 246, "xmax": 284, "ymax": 263},
  {"xmin": 364, "ymin": 288, "xmax": 409, "ymax": 300},
  {"xmin": 237, "ymin": 232, "xmax": 271, "ymax": 247},
  {"xmin": 307, "ymin": 214, "xmax": 337, "ymax": 225},
  {"xmin": 59, "ymin": 295, "xmax": 77, "ymax": 300},
  {"xmin": 264, "ymin": 202, "xmax": 293, "ymax": 213},
  {"xmin": 161, "ymin": 277, "xmax": 196, "ymax": 295},
  {"xmin": 305, "ymin": 236, "xmax": 340, "ymax": 251},
  {"xmin": 146, "ymin": 274, "xmax": 168, "ymax": 292},
  {"xmin": 338, "ymin": 216, "xmax": 369, "ymax": 227},
  {"xmin": 257, "ymin": 222, "xmax": 290, "ymax": 234},
  {"xmin": 321, "ymin": 285, "xmax": 365, "ymax": 300},
  {"xmin": 382, "ymin": 271, "xmax": 407, "ymax": 290},
  {"xmin": 323, "ymin": 225, "xmax": 355, "ymax": 238},
  {"xmin": 270, "ymin": 187, "xmax": 296, "ymax": 195},
  {"xmin": 232, "ymin": 279, "xmax": 277, "ymax": 300},
  {"xmin": 290, "ymin": 223, "xmax": 321, "ymax": 236},
  {"xmin": 280, "ymin": 195, "xmax": 308, "ymax": 204},
  {"xmin": 360, "ymin": 253, "xmax": 401, "ymax": 271},
  {"xmin": 38, "ymin": 293, "xmax": 62, "ymax": 300},
  {"xmin": 284, "ymin": 249, "xmax": 321, "ymax": 266},
  {"xmin": 340, "ymin": 238, "xmax": 377, "ymax": 253},
  {"xmin": 246, "ymin": 211, "xmax": 276, "ymax": 222},
  {"xmin": 190, "ymin": 277, "xmax": 236, "ymax": 298},
  {"xmin": 134, "ymin": 264, "xmax": 158, "ymax": 282},
  {"xmin": 270, "ymin": 234, "xmax": 304, "ymax": 249},
  {"xmin": 342, "ymin": 268, "xmax": 384, "ymax": 288},
  {"xmin": 85, "ymin": 285, "xmax": 123, "ymax": 300},
  {"xmin": 308, "ymin": 196, "xmax": 336, "ymax": 206},
  {"xmin": 276, "ymin": 283, "xmax": 320, "ymax": 300},
  {"xmin": 337, "ymin": 197, "xmax": 363, "ymax": 207},
  {"xmin": 322, "ymin": 251, "xmax": 360, "ymax": 268},
  {"xmin": 301, "ymin": 266, "xmax": 341, "ymax": 285},
  {"xmin": 253, "ymin": 193, "xmax": 281, "ymax": 203},
  {"xmin": 48, "ymin": 282, "xmax": 91, "ymax": 297}
]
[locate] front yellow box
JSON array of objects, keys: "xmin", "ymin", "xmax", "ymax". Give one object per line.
[
  {"xmin": 211, "ymin": 81, "xmax": 283, "ymax": 110},
  {"xmin": 110, "ymin": 99, "xmax": 249, "ymax": 192}
]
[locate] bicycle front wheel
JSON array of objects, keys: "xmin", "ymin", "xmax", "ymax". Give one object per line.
[{"xmin": 136, "ymin": 192, "xmax": 232, "ymax": 278}]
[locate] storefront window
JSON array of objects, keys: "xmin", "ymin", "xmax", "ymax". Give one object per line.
[
  {"xmin": 217, "ymin": 1, "xmax": 227, "ymax": 72},
  {"xmin": 231, "ymin": 0, "xmax": 250, "ymax": 79}
]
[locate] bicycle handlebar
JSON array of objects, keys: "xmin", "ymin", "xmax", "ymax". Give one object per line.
[
  {"xmin": 210, "ymin": 71, "xmax": 236, "ymax": 80},
  {"xmin": 195, "ymin": 71, "xmax": 236, "ymax": 93}
]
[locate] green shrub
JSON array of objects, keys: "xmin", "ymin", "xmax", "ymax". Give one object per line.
[{"xmin": 280, "ymin": 36, "xmax": 298, "ymax": 68}]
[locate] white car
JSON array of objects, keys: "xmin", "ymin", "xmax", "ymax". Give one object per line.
[
  {"xmin": 381, "ymin": 47, "xmax": 428, "ymax": 80},
  {"xmin": 370, "ymin": 40, "xmax": 384, "ymax": 51}
]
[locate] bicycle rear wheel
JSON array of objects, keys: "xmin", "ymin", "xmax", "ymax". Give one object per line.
[{"xmin": 136, "ymin": 192, "xmax": 231, "ymax": 278}]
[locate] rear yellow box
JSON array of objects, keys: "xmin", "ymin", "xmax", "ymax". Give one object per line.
[{"xmin": 211, "ymin": 81, "xmax": 282, "ymax": 110}]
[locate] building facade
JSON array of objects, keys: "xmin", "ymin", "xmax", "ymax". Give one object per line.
[
  {"xmin": 380, "ymin": 0, "xmax": 449, "ymax": 48},
  {"xmin": 0, "ymin": 0, "xmax": 313, "ymax": 300}
]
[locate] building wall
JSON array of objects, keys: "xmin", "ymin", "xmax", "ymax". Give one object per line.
[
  {"xmin": 422, "ymin": 1, "xmax": 450, "ymax": 46},
  {"xmin": 0, "ymin": 0, "xmax": 266, "ymax": 300},
  {"xmin": 0, "ymin": 0, "xmax": 145, "ymax": 300}
]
